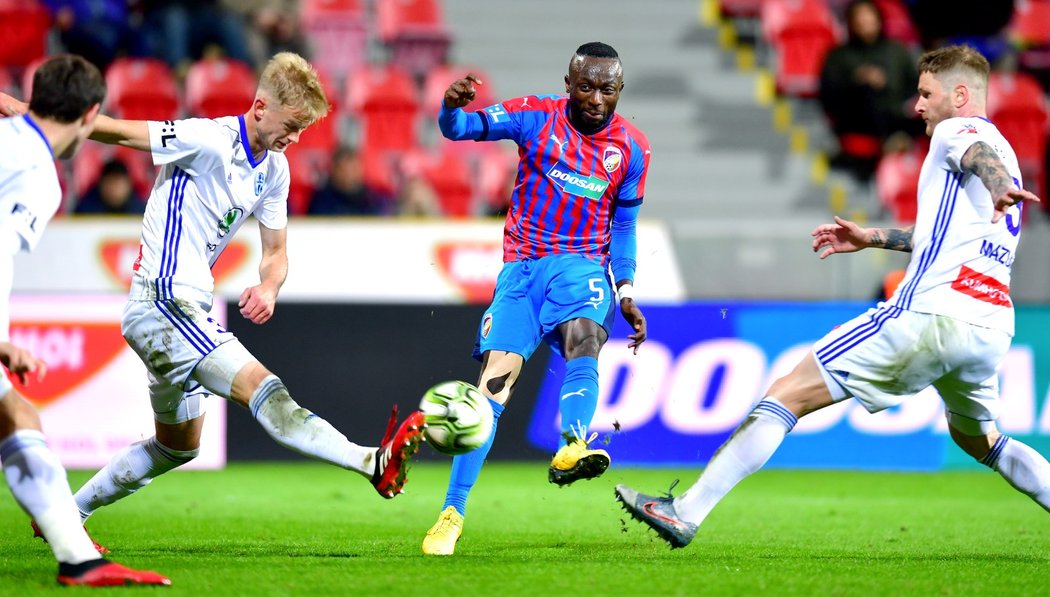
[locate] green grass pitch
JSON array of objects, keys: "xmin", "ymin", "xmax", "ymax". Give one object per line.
[{"xmin": 2, "ymin": 462, "xmax": 1048, "ymax": 595}]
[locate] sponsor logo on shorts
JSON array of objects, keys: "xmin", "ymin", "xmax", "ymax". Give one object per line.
[
  {"xmin": 950, "ymin": 265, "xmax": 1011, "ymax": 307},
  {"xmin": 482, "ymin": 313, "xmax": 493, "ymax": 338},
  {"xmin": 602, "ymin": 146, "xmax": 623, "ymax": 172},
  {"xmin": 546, "ymin": 162, "xmax": 609, "ymax": 200}
]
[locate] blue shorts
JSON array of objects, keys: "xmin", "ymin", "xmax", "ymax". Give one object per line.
[{"xmin": 473, "ymin": 253, "xmax": 616, "ymax": 361}]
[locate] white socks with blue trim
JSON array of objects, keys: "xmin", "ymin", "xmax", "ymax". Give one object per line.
[
  {"xmin": 74, "ymin": 436, "xmax": 198, "ymax": 521},
  {"xmin": 981, "ymin": 434, "xmax": 1050, "ymax": 513},
  {"xmin": 1, "ymin": 430, "xmax": 100, "ymax": 564},
  {"xmin": 675, "ymin": 397, "xmax": 798, "ymax": 526},
  {"xmin": 248, "ymin": 375, "xmax": 373, "ymax": 476}
]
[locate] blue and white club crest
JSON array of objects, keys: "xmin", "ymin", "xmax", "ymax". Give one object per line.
[
  {"xmin": 254, "ymin": 172, "xmax": 265, "ymax": 196},
  {"xmin": 602, "ymin": 147, "xmax": 623, "ymax": 172}
]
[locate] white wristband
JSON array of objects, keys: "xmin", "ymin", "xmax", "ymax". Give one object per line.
[{"xmin": 617, "ymin": 283, "xmax": 635, "ymax": 302}]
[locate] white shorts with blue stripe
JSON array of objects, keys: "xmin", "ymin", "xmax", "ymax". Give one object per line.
[
  {"xmin": 122, "ymin": 298, "xmax": 254, "ymax": 425},
  {"xmin": 813, "ymin": 305, "xmax": 1011, "ymax": 435}
]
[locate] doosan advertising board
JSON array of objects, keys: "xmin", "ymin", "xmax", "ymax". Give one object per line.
[{"xmin": 527, "ymin": 302, "xmax": 1050, "ymax": 471}]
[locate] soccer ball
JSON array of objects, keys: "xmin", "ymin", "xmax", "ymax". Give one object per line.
[{"xmin": 419, "ymin": 381, "xmax": 494, "ymax": 455}]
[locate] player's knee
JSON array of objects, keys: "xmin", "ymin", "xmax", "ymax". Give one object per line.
[{"xmin": 948, "ymin": 424, "xmax": 997, "ymax": 461}]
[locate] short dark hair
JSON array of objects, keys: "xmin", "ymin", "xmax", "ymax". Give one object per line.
[
  {"xmin": 100, "ymin": 158, "xmax": 130, "ymax": 178},
  {"xmin": 575, "ymin": 42, "xmax": 619, "ymax": 60},
  {"xmin": 28, "ymin": 54, "xmax": 106, "ymax": 124}
]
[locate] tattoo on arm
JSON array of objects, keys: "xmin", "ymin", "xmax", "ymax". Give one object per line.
[
  {"xmin": 961, "ymin": 141, "xmax": 1014, "ymax": 199},
  {"xmin": 869, "ymin": 226, "xmax": 913, "ymax": 252}
]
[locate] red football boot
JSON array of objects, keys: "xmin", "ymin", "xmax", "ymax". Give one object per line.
[
  {"xmin": 371, "ymin": 405, "xmax": 426, "ymax": 499},
  {"xmin": 32, "ymin": 521, "xmax": 110, "ymax": 555},
  {"xmin": 57, "ymin": 562, "xmax": 171, "ymax": 587}
]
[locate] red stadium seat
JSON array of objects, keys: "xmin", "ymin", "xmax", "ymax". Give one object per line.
[
  {"xmin": 105, "ymin": 58, "xmax": 180, "ymax": 120},
  {"xmin": 1009, "ymin": 0, "xmax": 1050, "ymax": 90},
  {"xmin": 0, "ymin": 2, "xmax": 50, "ymax": 70},
  {"xmin": 299, "ymin": 0, "xmax": 368, "ymax": 85},
  {"xmin": 400, "ymin": 147, "xmax": 474, "ymax": 217},
  {"xmin": 284, "ymin": 147, "xmax": 324, "ymax": 216},
  {"xmin": 761, "ymin": 0, "xmax": 842, "ymax": 97},
  {"xmin": 375, "ymin": 0, "xmax": 452, "ymax": 77},
  {"xmin": 185, "ymin": 58, "xmax": 257, "ymax": 119},
  {"xmin": 719, "ymin": 0, "xmax": 763, "ymax": 19},
  {"xmin": 423, "ymin": 65, "xmax": 497, "ymax": 115},
  {"xmin": 875, "ymin": 138, "xmax": 927, "ymax": 224},
  {"xmin": 296, "ymin": 68, "xmax": 341, "ymax": 155},
  {"xmin": 873, "ymin": 0, "xmax": 919, "ymax": 47},
  {"xmin": 987, "ymin": 71, "xmax": 1050, "ymax": 199},
  {"xmin": 345, "ymin": 65, "xmax": 420, "ymax": 155}
]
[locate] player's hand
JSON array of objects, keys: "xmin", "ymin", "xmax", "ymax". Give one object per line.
[
  {"xmin": 993, "ymin": 187, "xmax": 1040, "ymax": 223},
  {"xmin": 0, "ymin": 92, "xmax": 28, "ymax": 117},
  {"xmin": 811, "ymin": 215, "xmax": 870, "ymax": 259},
  {"xmin": 238, "ymin": 284, "xmax": 277, "ymax": 325},
  {"xmin": 619, "ymin": 299, "xmax": 647, "ymax": 354},
  {"xmin": 443, "ymin": 73, "xmax": 482, "ymax": 109},
  {"xmin": 0, "ymin": 342, "xmax": 47, "ymax": 385}
]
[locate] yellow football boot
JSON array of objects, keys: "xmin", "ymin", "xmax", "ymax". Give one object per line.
[
  {"xmin": 548, "ymin": 430, "xmax": 610, "ymax": 486},
  {"xmin": 422, "ymin": 506, "xmax": 463, "ymax": 556}
]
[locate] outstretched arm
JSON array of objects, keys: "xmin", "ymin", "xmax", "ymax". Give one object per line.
[
  {"xmin": 960, "ymin": 141, "xmax": 1041, "ymax": 222},
  {"xmin": 811, "ymin": 215, "xmax": 913, "ymax": 259},
  {"xmin": 89, "ymin": 114, "xmax": 151, "ymax": 152},
  {"xmin": 238, "ymin": 223, "xmax": 288, "ymax": 325}
]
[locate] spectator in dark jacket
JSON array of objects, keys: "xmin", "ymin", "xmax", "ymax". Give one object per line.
[
  {"xmin": 308, "ymin": 147, "xmax": 393, "ymax": 215},
  {"xmin": 820, "ymin": 0, "xmax": 919, "ymax": 181},
  {"xmin": 74, "ymin": 159, "xmax": 145, "ymax": 215}
]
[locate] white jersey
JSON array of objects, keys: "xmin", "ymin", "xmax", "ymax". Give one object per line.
[
  {"xmin": 130, "ymin": 115, "xmax": 289, "ymax": 308},
  {"xmin": 887, "ymin": 116, "xmax": 1022, "ymax": 335},
  {"xmin": 0, "ymin": 114, "xmax": 62, "ymax": 341}
]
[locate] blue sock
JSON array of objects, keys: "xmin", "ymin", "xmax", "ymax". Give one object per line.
[
  {"xmin": 558, "ymin": 356, "xmax": 599, "ymax": 446},
  {"xmin": 443, "ymin": 398, "xmax": 504, "ymax": 517}
]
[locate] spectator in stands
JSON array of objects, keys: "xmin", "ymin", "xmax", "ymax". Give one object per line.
[
  {"xmin": 141, "ymin": 0, "xmax": 253, "ymax": 74},
  {"xmin": 221, "ymin": 0, "xmax": 307, "ymax": 67},
  {"xmin": 819, "ymin": 0, "xmax": 919, "ymax": 182},
  {"xmin": 396, "ymin": 176, "xmax": 442, "ymax": 217},
  {"xmin": 42, "ymin": 1, "xmax": 146, "ymax": 72},
  {"xmin": 73, "ymin": 159, "xmax": 145, "ymax": 215},
  {"xmin": 308, "ymin": 147, "xmax": 393, "ymax": 216},
  {"xmin": 908, "ymin": 0, "xmax": 1013, "ymax": 59}
]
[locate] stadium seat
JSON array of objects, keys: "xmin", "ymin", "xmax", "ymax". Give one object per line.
[
  {"xmin": 476, "ymin": 146, "xmax": 517, "ymax": 215},
  {"xmin": 284, "ymin": 147, "xmax": 323, "ymax": 216},
  {"xmin": 299, "ymin": 0, "xmax": 368, "ymax": 87},
  {"xmin": 719, "ymin": 0, "xmax": 763, "ymax": 19},
  {"xmin": 1009, "ymin": 0, "xmax": 1050, "ymax": 90},
  {"xmin": 295, "ymin": 68, "xmax": 341, "ymax": 155},
  {"xmin": 0, "ymin": 2, "xmax": 50, "ymax": 70},
  {"xmin": 423, "ymin": 65, "xmax": 497, "ymax": 114},
  {"xmin": 105, "ymin": 58, "xmax": 181, "ymax": 121},
  {"xmin": 987, "ymin": 71, "xmax": 1050, "ymax": 200},
  {"xmin": 873, "ymin": 0, "xmax": 919, "ymax": 47},
  {"xmin": 874, "ymin": 138, "xmax": 926, "ymax": 224},
  {"xmin": 375, "ymin": 0, "xmax": 452, "ymax": 77},
  {"xmin": 345, "ymin": 65, "xmax": 420, "ymax": 155},
  {"xmin": 185, "ymin": 58, "xmax": 257, "ymax": 119},
  {"xmin": 761, "ymin": 0, "xmax": 842, "ymax": 98},
  {"xmin": 400, "ymin": 147, "xmax": 474, "ymax": 217}
]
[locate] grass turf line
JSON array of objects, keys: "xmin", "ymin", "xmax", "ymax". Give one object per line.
[{"xmin": 1, "ymin": 462, "xmax": 1048, "ymax": 595}]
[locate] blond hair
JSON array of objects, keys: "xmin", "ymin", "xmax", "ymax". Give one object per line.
[
  {"xmin": 918, "ymin": 45, "xmax": 989, "ymax": 96},
  {"xmin": 258, "ymin": 52, "xmax": 329, "ymax": 124}
]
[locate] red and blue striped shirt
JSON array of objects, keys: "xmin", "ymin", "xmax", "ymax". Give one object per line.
[{"xmin": 439, "ymin": 95, "xmax": 650, "ymax": 274}]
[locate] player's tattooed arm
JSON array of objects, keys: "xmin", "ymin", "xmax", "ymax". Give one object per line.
[
  {"xmin": 868, "ymin": 226, "xmax": 913, "ymax": 252},
  {"xmin": 961, "ymin": 141, "xmax": 1014, "ymax": 199},
  {"xmin": 961, "ymin": 140, "xmax": 1042, "ymax": 222}
]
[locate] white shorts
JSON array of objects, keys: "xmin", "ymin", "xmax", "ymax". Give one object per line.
[
  {"xmin": 122, "ymin": 299, "xmax": 254, "ymax": 425},
  {"xmin": 813, "ymin": 306, "xmax": 1011, "ymax": 435}
]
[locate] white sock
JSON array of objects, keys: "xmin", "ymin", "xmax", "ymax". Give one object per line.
[
  {"xmin": 1, "ymin": 430, "xmax": 100, "ymax": 564},
  {"xmin": 248, "ymin": 375, "xmax": 374, "ymax": 477},
  {"xmin": 74, "ymin": 436, "xmax": 197, "ymax": 521},
  {"xmin": 981, "ymin": 434, "xmax": 1050, "ymax": 513},
  {"xmin": 674, "ymin": 397, "xmax": 797, "ymax": 525}
]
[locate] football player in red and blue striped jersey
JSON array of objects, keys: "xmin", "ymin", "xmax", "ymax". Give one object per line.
[{"xmin": 423, "ymin": 42, "xmax": 649, "ymax": 556}]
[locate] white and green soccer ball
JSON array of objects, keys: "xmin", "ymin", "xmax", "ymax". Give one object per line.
[{"xmin": 419, "ymin": 381, "xmax": 494, "ymax": 455}]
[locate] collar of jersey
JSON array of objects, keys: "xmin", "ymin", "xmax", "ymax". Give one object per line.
[
  {"xmin": 22, "ymin": 114, "xmax": 53, "ymax": 158},
  {"xmin": 238, "ymin": 114, "xmax": 267, "ymax": 169}
]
